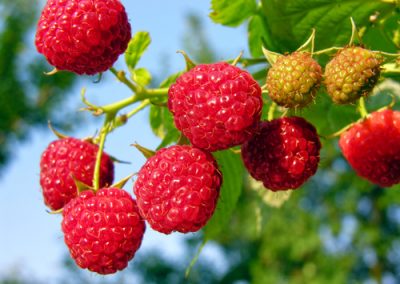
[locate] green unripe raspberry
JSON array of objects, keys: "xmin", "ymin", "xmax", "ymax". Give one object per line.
[
  {"xmin": 324, "ymin": 46, "xmax": 381, "ymax": 104},
  {"xmin": 266, "ymin": 52, "xmax": 322, "ymax": 108}
]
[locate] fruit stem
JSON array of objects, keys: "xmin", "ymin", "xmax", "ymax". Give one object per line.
[
  {"xmin": 268, "ymin": 102, "xmax": 277, "ymax": 121},
  {"xmin": 313, "ymin": 47, "xmax": 342, "ymax": 55},
  {"xmin": 185, "ymin": 239, "xmax": 207, "ymax": 278},
  {"xmin": 93, "ymin": 112, "xmax": 115, "ymax": 191},
  {"xmin": 238, "ymin": 57, "xmax": 267, "ymax": 67},
  {"xmin": 357, "ymin": 97, "xmax": 369, "ymax": 119},
  {"xmin": 110, "ymin": 67, "xmax": 138, "ymax": 93},
  {"xmin": 100, "ymin": 88, "xmax": 168, "ymax": 114}
]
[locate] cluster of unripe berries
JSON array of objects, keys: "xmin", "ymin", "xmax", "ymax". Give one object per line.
[
  {"xmin": 35, "ymin": 0, "xmax": 400, "ymax": 276},
  {"xmin": 266, "ymin": 47, "xmax": 382, "ymax": 107}
]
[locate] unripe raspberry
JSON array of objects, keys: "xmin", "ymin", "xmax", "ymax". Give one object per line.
[
  {"xmin": 242, "ymin": 117, "xmax": 321, "ymax": 191},
  {"xmin": 339, "ymin": 109, "xmax": 400, "ymax": 187},
  {"xmin": 134, "ymin": 145, "xmax": 222, "ymax": 234},
  {"xmin": 35, "ymin": 0, "xmax": 131, "ymax": 75},
  {"xmin": 324, "ymin": 46, "xmax": 381, "ymax": 104},
  {"xmin": 168, "ymin": 62, "xmax": 263, "ymax": 151},
  {"xmin": 266, "ymin": 52, "xmax": 322, "ymax": 108},
  {"xmin": 39, "ymin": 137, "xmax": 114, "ymax": 210},
  {"xmin": 62, "ymin": 188, "xmax": 145, "ymax": 274}
]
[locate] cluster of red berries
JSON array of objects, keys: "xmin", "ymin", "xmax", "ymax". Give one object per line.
[{"xmin": 35, "ymin": 0, "xmax": 399, "ymax": 277}]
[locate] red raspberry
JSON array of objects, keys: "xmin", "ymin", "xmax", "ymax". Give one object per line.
[
  {"xmin": 168, "ymin": 62, "xmax": 263, "ymax": 151},
  {"xmin": 35, "ymin": 0, "xmax": 131, "ymax": 75},
  {"xmin": 339, "ymin": 109, "xmax": 400, "ymax": 187},
  {"xmin": 40, "ymin": 137, "xmax": 114, "ymax": 210},
  {"xmin": 62, "ymin": 188, "xmax": 145, "ymax": 274},
  {"xmin": 241, "ymin": 117, "xmax": 321, "ymax": 190},
  {"xmin": 134, "ymin": 145, "xmax": 222, "ymax": 234}
]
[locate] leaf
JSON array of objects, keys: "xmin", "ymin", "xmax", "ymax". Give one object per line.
[
  {"xmin": 210, "ymin": 0, "xmax": 257, "ymax": 27},
  {"xmin": 148, "ymin": 72, "xmax": 183, "ymax": 149},
  {"xmin": 258, "ymin": 0, "xmax": 396, "ymax": 52},
  {"xmin": 132, "ymin": 68, "xmax": 152, "ymax": 86},
  {"xmin": 149, "ymin": 105, "xmax": 180, "ymax": 149},
  {"xmin": 204, "ymin": 150, "xmax": 245, "ymax": 239},
  {"xmin": 125, "ymin": 31, "xmax": 151, "ymax": 71},
  {"xmin": 159, "ymin": 71, "xmax": 183, "ymax": 88},
  {"xmin": 248, "ymin": 14, "xmax": 275, "ymax": 57}
]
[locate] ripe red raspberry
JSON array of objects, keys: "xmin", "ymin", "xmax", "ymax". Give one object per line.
[
  {"xmin": 134, "ymin": 145, "xmax": 222, "ymax": 234},
  {"xmin": 40, "ymin": 137, "xmax": 114, "ymax": 210},
  {"xmin": 62, "ymin": 188, "xmax": 145, "ymax": 274},
  {"xmin": 241, "ymin": 117, "xmax": 321, "ymax": 191},
  {"xmin": 168, "ymin": 62, "xmax": 263, "ymax": 151},
  {"xmin": 339, "ymin": 109, "xmax": 400, "ymax": 187},
  {"xmin": 35, "ymin": 0, "xmax": 131, "ymax": 75}
]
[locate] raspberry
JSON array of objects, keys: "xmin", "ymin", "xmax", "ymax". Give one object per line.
[
  {"xmin": 324, "ymin": 46, "xmax": 381, "ymax": 104},
  {"xmin": 39, "ymin": 137, "xmax": 114, "ymax": 210},
  {"xmin": 266, "ymin": 52, "xmax": 322, "ymax": 108},
  {"xmin": 168, "ymin": 62, "xmax": 263, "ymax": 151},
  {"xmin": 339, "ymin": 109, "xmax": 400, "ymax": 187},
  {"xmin": 241, "ymin": 117, "xmax": 321, "ymax": 191},
  {"xmin": 35, "ymin": 0, "xmax": 131, "ymax": 75},
  {"xmin": 134, "ymin": 145, "xmax": 222, "ymax": 234},
  {"xmin": 62, "ymin": 188, "xmax": 145, "ymax": 274}
]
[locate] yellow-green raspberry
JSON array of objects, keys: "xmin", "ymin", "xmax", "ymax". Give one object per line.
[
  {"xmin": 266, "ymin": 52, "xmax": 322, "ymax": 108},
  {"xmin": 324, "ymin": 46, "xmax": 382, "ymax": 104}
]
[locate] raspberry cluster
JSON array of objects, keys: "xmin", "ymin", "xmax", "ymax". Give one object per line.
[
  {"xmin": 62, "ymin": 188, "xmax": 145, "ymax": 274},
  {"xmin": 35, "ymin": 0, "xmax": 131, "ymax": 75},
  {"xmin": 242, "ymin": 117, "xmax": 321, "ymax": 191},
  {"xmin": 168, "ymin": 62, "xmax": 263, "ymax": 151},
  {"xmin": 266, "ymin": 52, "xmax": 322, "ymax": 108},
  {"xmin": 324, "ymin": 46, "xmax": 381, "ymax": 104},
  {"xmin": 339, "ymin": 109, "xmax": 400, "ymax": 187},
  {"xmin": 40, "ymin": 137, "xmax": 114, "ymax": 210},
  {"xmin": 134, "ymin": 145, "xmax": 222, "ymax": 234}
]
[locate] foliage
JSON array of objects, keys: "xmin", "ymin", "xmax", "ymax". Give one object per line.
[{"xmin": 0, "ymin": 0, "xmax": 77, "ymax": 171}]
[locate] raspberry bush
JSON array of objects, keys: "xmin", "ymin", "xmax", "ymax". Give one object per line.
[{"xmin": 31, "ymin": 0, "xmax": 400, "ymax": 281}]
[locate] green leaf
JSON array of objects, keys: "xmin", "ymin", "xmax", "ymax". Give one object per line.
[
  {"xmin": 210, "ymin": 0, "xmax": 257, "ymax": 26},
  {"xmin": 159, "ymin": 71, "xmax": 183, "ymax": 88},
  {"xmin": 148, "ymin": 72, "xmax": 183, "ymax": 149},
  {"xmin": 125, "ymin": 31, "xmax": 151, "ymax": 71},
  {"xmin": 204, "ymin": 150, "xmax": 245, "ymax": 239},
  {"xmin": 297, "ymin": 92, "xmax": 359, "ymax": 136},
  {"xmin": 248, "ymin": 14, "xmax": 271, "ymax": 57},
  {"xmin": 132, "ymin": 68, "xmax": 152, "ymax": 86},
  {"xmin": 149, "ymin": 105, "xmax": 180, "ymax": 149},
  {"xmin": 258, "ymin": 0, "xmax": 396, "ymax": 52}
]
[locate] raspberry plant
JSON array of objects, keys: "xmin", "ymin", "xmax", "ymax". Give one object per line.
[{"xmin": 32, "ymin": 0, "xmax": 400, "ymax": 281}]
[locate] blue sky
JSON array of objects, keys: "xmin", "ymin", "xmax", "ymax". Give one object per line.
[{"xmin": 0, "ymin": 1, "xmax": 247, "ymax": 282}]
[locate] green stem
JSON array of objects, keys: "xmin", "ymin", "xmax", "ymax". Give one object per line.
[
  {"xmin": 374, "ymin": 50, "xmax": 400, "ymax": 58},
  {"xmin": 357, "ymin": 97, "xmax": 369, "ymax": 119},
  {"xmin": 313, "ymin": 47, "xmax": 342, "ymax": 55},
  {"xmin": 110, "ymin": 67, "xmax": 138, "ymax": 93},
  {"xmin": 380, "ymin": 0, "xmax": 398, "ymax": 4},
  {"xmin": 268, "ymin": 102, "xmax": 277, "ymax": 121},
  {"xmin": 126, "ymin": 100, "xmax": 151, "ymax": 119},
  {"xmin": 93, "ymin": 113, "xmax": 115, "ymax": 191}
]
